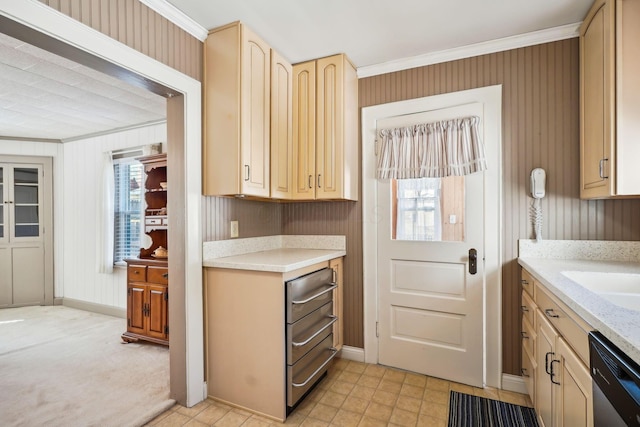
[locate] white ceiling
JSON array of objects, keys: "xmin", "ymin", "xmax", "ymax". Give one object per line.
[
  {"xmin": 167, "ymin": 0, "xmax": 594, "ymax": 68},
  {"xmin": 0, "ymin": 32, "xmax": 166, "ymax": 142},
  {"xmin": 0, "ymin": 0, "xmax": 594, "ymax": 142}
]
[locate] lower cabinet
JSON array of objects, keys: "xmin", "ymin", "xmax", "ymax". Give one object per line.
[
  {"xmin": 522, "ymin": 268, "xmax": 593, "ymax": 427},
  {"xmin": 204, "ymin": 257, "xmax": 344, "ymax": 422},
  {"xmin": 122, "ymin": 260, "xmax": 169, "ymax": 346}
]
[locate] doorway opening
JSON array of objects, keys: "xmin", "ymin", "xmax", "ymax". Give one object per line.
[{"xmin": 0, "ymin": 2, "xmax": 203, "ymax": 406}]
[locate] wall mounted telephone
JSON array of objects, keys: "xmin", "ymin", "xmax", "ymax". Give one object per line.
[
  {"xmin": 530, "ymin": 168, "xmax": 546, "ymax": 241},
  {"xmin": 531, "ymin": 168, "xmax": 546, "ymax": 198}
]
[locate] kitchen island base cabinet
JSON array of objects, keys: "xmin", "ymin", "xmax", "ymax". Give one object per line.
[{"xmin": 205, "ymin": 259, "xmax": 343, "ymax": 422}]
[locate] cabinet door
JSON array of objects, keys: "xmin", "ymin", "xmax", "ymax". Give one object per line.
[
  {"xmin": 270, "ymin": 50, "xmax": 293, "ymax": 199},
  {"xmin": 240, "ymin": 25, "xmax": 271, "ymax": 198},
  {"xmin": 316, "ymin": 55, "xmax": 344, "ymax": 199},
  {"xmin": 147, "ymin": 284, "xmax": 168, "ymax": 340},
  {"xmin": 329, "ymin": 257, "xmax": 343, "ymax": 351},
  {"xmin": 536, "ymin": 310, "xmax": 557, "ymax": 427},
  {"xmin": 127, "ymin": 284, "xmax": 147, "ymax": 335},
  {"xmin": 555, "ymin": 337, "xmax": 593, "ymax": 427},
  {"xmin": 292, "ymin": 61, "xmax": 316, "ymax": 200},
  {"xmin": 580, "ymin": 0, "xmax": 614, "ymax": 198}
]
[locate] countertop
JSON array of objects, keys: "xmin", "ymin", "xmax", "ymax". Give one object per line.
[
  {"xmin": 202, "ymin": 248, "xmax": 346, "ymax": 273},
  {"xmin": 518, "ymin": 257, "xmax": 640, "ymax": 365}
]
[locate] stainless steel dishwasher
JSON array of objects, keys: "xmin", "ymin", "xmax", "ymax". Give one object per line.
[
  {"xmin": 589, "ymin": 331, "xmax": 640, "ymax": 426},
  {"xmin": 286, "ymin": 267, "xmax": 338, "ymax": 410}
]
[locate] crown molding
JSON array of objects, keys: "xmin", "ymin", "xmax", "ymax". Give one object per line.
[
  {"xmin": 357, "ymin": 22, "xmax": 581, "ymax": 78},
  {"xmin": 138, "ymin": 0, "xmax": 208, "ymax": 41}
]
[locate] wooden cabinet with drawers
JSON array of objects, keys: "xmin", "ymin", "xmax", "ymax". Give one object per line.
[
  {"xmin": 122, "ymin": 257, "xmax": 169, "ymax": 345},
  {"xmin": 521, "ymin": 267, "xmax": 593, "ymax": 427}
]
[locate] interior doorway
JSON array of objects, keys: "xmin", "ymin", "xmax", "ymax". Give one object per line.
[
  {"xmin": 0, "ymin": 1, "xmax": 204, "ymax": 406},
  {"xmin": 361, "ymin": 85, "xmax": 503, "ymax": 388}
]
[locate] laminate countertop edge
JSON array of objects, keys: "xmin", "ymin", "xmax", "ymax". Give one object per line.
[
  {"xmin": 518, "ymin": 257, "xmax": 640, "ymax": 366},
  {"xmin": 203, "ymin": 248, "xmax": 346, "ymax": 273}
]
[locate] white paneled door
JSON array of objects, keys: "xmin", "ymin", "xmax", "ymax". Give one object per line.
[
  {"xmin": 0, "ymin": 158, "xmax": 52, "ymax": 308},
  {"xmin": 376, "ymin": 107, "xmax": 485, "ymax": 387}
]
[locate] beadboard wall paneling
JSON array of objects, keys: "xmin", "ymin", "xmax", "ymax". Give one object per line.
[
  {"xmin": 282, "ymin": 201, "xmax": 363, "ymax": 346},
  {"xmin": 38, "ymin": 0, "xmax": 202, "ymax": 81},
  {"xmin": 61, "ymin": 124, "xmax": 167, "ymax": 309},
  {"xmin": 360, "ymin": 39, "xmax": 640, "ymax": 375},
  {"xmin": 202, "ymin": 197, "xmax": 283, "ymax": 241}
]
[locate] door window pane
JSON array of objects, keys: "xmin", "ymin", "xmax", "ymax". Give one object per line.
[
  {"xmin": 14, "ymin": 168, "xmax": 38, "ymax": 184},
  {"xmin": 14, "ymin": 185, "xmax": 38, "ymax": 204},
  {"xmin": 13, "ymin": 167, "xmax": 40, "ymax": 238},
  {"xmin": 392, "ymin": 176, "xmax": 465, "ymax": 242}
]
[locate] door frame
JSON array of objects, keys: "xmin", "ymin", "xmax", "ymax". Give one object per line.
[
  {"xmin": 361, "ymin": 85, "xmax": 503, "ymax": 388},
  {"xmin": 0, "ymin": 1, "xmax": 204, "ymax": 406}
]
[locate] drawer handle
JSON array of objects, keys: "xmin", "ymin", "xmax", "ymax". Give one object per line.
[
  {"xmin": 545, "ymin": 351, "xmax": 554, "ymax": 375},
  {"xmin": 292, "ymin": 316, "xmax": 337, "ymax": 347},
  {"xmin": 134, "ymin": 270, "xmax": 140, "ymax": 274},
  {"xmin": 550, "ymin": 359, "xmax": 561, "ymax": 385},
  {"xmin": 521, "ymin": 331, "xmax": 529, "ymax": 340},
  {"xmin": 292, "ymin": 348, "xmax": 338, "ymax": 387},
  {"xmin": 521, "ymin": 368, "xmax": 530, "ymax": 378},
  {"xmin": 545, "ymin": 308, "xmax": 560, "ymax": 318},
  {"xmin": 292, "ymin": 284, "xmax": 337, "ymax": 305},
  {"xmin": 521, "ymin": 305, "xmax": 529, "ymax": 312},
  {"xmin": 521, "ymin": 279, "xmax": 529, "ymax": 285},
  {"xmin": 162, "ymin": 273, "xmax": 168, "ymax": 279}
]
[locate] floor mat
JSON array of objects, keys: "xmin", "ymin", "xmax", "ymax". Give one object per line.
[{"xmin": 448, "ymin": 390, "xmax": 539, "ymax": 427}]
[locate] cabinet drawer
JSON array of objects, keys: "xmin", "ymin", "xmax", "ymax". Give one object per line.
[
  {"xmin": 128, "ymin": 265, "xmax": 147, "ymax": 282},
  {"xmin": 147, "ymin": 266, "xmax": 169, "ymax": 285},
  {"xmin": 146, "ymin": 218, "xmax": 163, "ymax": 225},
  {"xmin": 521, "ymin": 290, "xmax": 537, "ymax": 329},
  {"xmin": 535, "ymin": 284, "xmax": 591, "ymax": 365},
  {"xmin": 521, "ymin": 315, "xmax": 536, "ymax": 358},
  {"xmin": 521, "ymin": 269, "xmax": 535, "ymax": 298}
]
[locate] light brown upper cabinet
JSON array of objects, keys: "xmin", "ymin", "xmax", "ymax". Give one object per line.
[
  {"xmin": 270, "ymin": 50, "xmax": 294, "ymax": 199},
  {"xmin": 292, "ymin": 54, "xmax": 359, "ymax": 201},
  {"xmin": 203, "ymin": 22, "xmax": 272, "ymax": 198},
  {"xmin": 579, "ymin": 0, "xmax": 640, "ymax": 199}
]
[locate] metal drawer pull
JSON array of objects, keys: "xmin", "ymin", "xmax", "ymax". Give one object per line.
[
  {"xmin": 521, "ymin": 305, "xmax": 529, "ymax": 312},
  {"xmin": 521, "ymin": 368, "xmax": 530, "ymax": 378},
  {"xmin": 599, "ymin": 158, "xmax": 609, "ymax": 179},
  {"xmin": 545, "ymin": 308, "xmax": 560, "ymax": 318},
  {"xmin": 292, "ymin": 284, "xmax": 337, "ymax": 304},
  {"xmin": 308, "ymin": 175, "xmax": 313, "ymax": 189},
  {"xmin": 521, "ymin": 331, "xmax": 529, "ymax": 339},
  {"xmin": 162, "ymin": 273, "xmax": 168, "ymax": 279},
  {"xmin": 244, "ymin": 165, "xmax": 250, "ymax": 181},
  {"xmin": 292, "ymin": 316, "xmax": 338, "ymax": 347},
  {"xmin": 550, "ymin": 359, "xmax": 561, "ymax": 385},
  {"xmin": 545, "ymin": 351, "xmax": 554, "ymax": 374},
  {"xmin": 292, "ymin": 348, "xmax": 338, "ymax": 387},
  {"xmin": 521, "ymin": 279, "xmax": 529, "ymax": 285}
]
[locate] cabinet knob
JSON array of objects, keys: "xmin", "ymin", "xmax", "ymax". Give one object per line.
[{"xmin": 162, "ymin": 273, "xmax": 168, "ymax": 279}]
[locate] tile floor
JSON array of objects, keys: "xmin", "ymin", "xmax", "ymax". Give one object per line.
[{"xmin": 146, "ymin": 358, "xmax": 533, "ymax": 427}]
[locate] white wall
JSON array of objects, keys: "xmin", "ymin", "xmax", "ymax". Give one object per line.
[{"xmin": 62, "ymin": 124, "xmax": 166, "ymax": 309}]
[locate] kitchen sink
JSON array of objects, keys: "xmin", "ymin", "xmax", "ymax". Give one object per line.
[{"xmin": 561, "ymin": 271, "xmax": 640, "ymax": 312}]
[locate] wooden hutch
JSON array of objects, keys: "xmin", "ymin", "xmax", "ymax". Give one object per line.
[{"xmin": 122, "ymin": 153, "xmax": 169, "ymax": 346}]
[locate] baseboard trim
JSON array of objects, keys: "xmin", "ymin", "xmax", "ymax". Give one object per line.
[
  {"xmin": 53, "ymin": 297, "xmax": 63, "ymax": 306},
  {"xmin": 62, "ymin": 298, "xmax": 126, "ymax": 319},
  {"xmin": 501, "ymin": 373, "xmax": 528, "ymax": 394},
  {"xmin": 339, "ymin": 346, "xmax": 365, "ymax": 362}
]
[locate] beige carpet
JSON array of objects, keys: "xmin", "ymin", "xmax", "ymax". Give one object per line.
[{"xmin": 0, "ymin": 305, "xmax": 173, "ymax": 427}]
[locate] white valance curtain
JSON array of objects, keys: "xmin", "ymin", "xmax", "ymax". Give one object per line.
[{"xmin": 376, "ymin": 116, "xmax": 487, "ymax": 179}]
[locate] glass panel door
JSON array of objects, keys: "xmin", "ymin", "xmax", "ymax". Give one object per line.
[
  {"xmin": 0, "ymin": 166, "xmax": 5, "ymax": 243},
  {"xmin": 10, "ymin": 166, "xmax": 42, "ymax": 241}
]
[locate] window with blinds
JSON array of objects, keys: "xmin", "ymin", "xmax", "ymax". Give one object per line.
[{"xmin": 113, "ymin": 154, "xmax": 143, "ymax": 264}]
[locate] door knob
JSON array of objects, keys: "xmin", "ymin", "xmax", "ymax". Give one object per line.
[{"xmin": 468, "ymin": 248, "xmax": 477, "ymax": 275}]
